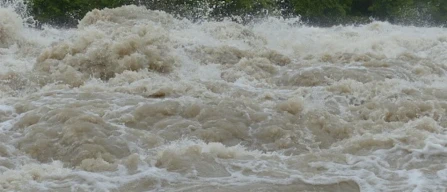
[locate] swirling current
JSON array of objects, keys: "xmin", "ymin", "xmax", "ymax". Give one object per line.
[{"xmin": 1, "ymin": 3, "xmax": 447, "ymax": 192}]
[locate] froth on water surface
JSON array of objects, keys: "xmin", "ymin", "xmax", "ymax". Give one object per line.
[{"xmin": 1, "ymin": 4, "xmax": 447, "ymax": 192}]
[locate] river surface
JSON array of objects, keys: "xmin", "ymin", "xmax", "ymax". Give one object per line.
[{"xmin": 1, "ymin": 2, "xmax": 447, "ymax": 192}]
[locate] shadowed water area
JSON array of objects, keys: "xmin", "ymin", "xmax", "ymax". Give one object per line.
[{"xmin": 1, "ymin": 2, "xmax": 447, "ymax": 192}]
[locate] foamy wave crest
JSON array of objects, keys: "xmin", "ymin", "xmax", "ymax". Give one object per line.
[{"xmin": 34, "ymin": 5, "xmax": 177, "ymax": 86}]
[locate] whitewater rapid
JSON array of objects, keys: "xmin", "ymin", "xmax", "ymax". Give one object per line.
[{"xmin": 1, "ymin": 3, "xmax": 447, "ymax": 192}]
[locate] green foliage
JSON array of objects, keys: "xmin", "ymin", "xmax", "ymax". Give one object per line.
[
  {"xmin": 417, "ymin": 0, "xmax": 447, "ymax": 25},
  {"xmin": 291, "ymin": 0, "xmax": 352, "ymax": 17},
  {"xmin": 367, "ymin": 0, "xmax": 447, "ymax": 25},
  {"xmin": 28, "ymin": 0, "xmax": 130, "ymax": 26},
  {"xmin": 25, "ymin": 0, "xmax": 447, "ymax": 27},
  {"xmin": 368, "ymin": 0, "xmax": 414, "ymax": 19},
  {"xmin": 288, "ymin": 0, "xmax": 447, "ymax": 26},
  {"xmin": 288, "ymin": 0, "xmax": 354, "ymax": 26}
]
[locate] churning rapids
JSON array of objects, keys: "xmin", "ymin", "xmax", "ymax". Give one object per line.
[{"xmin": 1, "ymin": 3, "xmax": 447, "ymax": 192}]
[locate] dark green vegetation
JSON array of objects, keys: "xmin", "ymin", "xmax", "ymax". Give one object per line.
[
  {"xmin": 28, "ymin": 0, "xmax": 130, "ymax": 26},
  {"xmin": 25, "ymin": 0, "xmax": 447, "ymax": 27}
]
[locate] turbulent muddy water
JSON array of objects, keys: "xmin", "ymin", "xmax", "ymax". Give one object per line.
[{"xmin": 1, "ymin": 3, "xmax": 447, "ymax": 192}]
